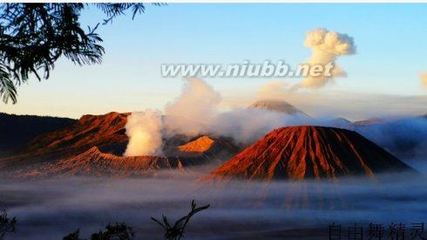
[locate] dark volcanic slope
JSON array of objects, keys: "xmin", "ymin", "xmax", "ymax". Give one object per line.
[
  {"xmin": 210, "ymin": 126, "xmax": 412, "ymax": 181},
  {"xmin": 0, "ymin": 113, "xmax": 75, "ymax": 155}
]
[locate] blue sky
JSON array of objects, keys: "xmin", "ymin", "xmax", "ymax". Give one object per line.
[{"xmin": 2, "ymin": 4, "xmax": 427, "ymax": 119}]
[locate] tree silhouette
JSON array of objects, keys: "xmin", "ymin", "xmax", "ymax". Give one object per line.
[
  {"xmin": 151, "ymin": 200, "xmax": 210, "ymax": 240},
  {"xmin": 0, "ymin": 210, "xmax": 16, "ymax": 240},
  {"xmin": 0, "ymin": 3, "xmax": 149, "ymax": 103},
  {"xmin": 90, "ymin": 223, "xmax": 134, "ymax": 240},
  {"xmin": 63, "ymin": 223, "xmax": 134, "ymax": 240},
  {"xmin": 63, "ymin": 229, "xmax": 81, "ymax": 240}
]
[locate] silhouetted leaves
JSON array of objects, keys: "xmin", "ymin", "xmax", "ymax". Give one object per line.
[
  {"xmin": 0, "ymin": 66, "xmax": 16, "ymax": 104},
  {"xmin": 63, "ymin": 223, "xmax": 134, "ymax": 240},
  {"xmin": 0, "ymin": 3, "xmax": 151, "ymax": 103},
  {"xmin": 151, "ymin": 200, "xmax": 210, "ymax": 240},
  {"xmin": 95, "ymin": 3, "xmax": 146, "ymax": 24},
  {"xmin": 0, "ymin": 210, "xmax": 16, "ymax": 240},
  {"xmin": 91, "ymin": 223, "xmax": 134, "ymax": 240},
  {"xmin": 63, "ymin": 229, "xmax": 81, "ymax": 240}
]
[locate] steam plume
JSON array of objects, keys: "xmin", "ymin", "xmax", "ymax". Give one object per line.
[
  {"xmin": 300, "ymin": 28, "xmax": 356, "ymax": 88},
  {"xmin": 163, "ymin": 78, "xmax": 309, "ymax": 144},
  {"xmin": 164, "ymin": 78, "xmax": 221, "ymax": 136},
  {"xmin": 124, "ymin": 110, "xmax": 163, "ymax": 156},
  {"xmin": 126, "ymin": 78, "xmax": 308, "ymax": 153}
]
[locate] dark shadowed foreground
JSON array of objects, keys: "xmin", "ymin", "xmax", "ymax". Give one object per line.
[{"xmin": 0, "ymin": 167, "xmax": 426, "ymax": 240}]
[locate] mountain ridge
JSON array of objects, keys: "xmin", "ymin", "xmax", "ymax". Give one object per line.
[{"xmin": 0, "ymin": 112, "xmax": 76, "ymax": 156}]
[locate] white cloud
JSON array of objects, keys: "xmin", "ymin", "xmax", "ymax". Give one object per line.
[{"xmin": 300, "ymin": 28, "xmax": 356, "ymax": 89}]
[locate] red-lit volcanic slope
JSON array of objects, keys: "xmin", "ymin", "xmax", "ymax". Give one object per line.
[
  {"xmin": 210, "ymin": 126, "xmax": 413, "ymax": 181},
  {"xmin": 173, "ymin": 135, "xmax": 240, "ymax": 161},
  {"xmin": 26, "ymin": 112, "xmax": 129, "ymax": 155},
  {"xmin": 0, "ymin": 112, "xmax": 239, "ymax": 174},
  {"xmin": 20, "ymin": 147, "xmax": 189, "ymax": 177},
  {"xmin": 0, "ymin": 112, "xmax": 129, "ymax": 169}
]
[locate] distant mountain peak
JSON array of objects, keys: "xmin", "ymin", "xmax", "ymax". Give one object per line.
[{"xmin": 249, "ymin": 99, "xmax": 308, "ymax": 116}]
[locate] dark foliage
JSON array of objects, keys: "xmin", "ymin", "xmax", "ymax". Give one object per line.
[
  {"xmin": 63, "ymin": 223, "xmax": 134, "ymax": 240},
  {"xmin": 90, "ymin": 223, "xmax": 134, "ymax": 240},
  {"xmin": 95, "ymin": 3, "xmax": 146, "ymax": 24},
  {"xmin": 63, "ymin": 229, "xmax": 81, "ymax": 240},
  {"xmin": 151, "ymin": 200, "xmax": 210, "ymax": 240},
  {"xmin": 0, "ymin": 210, "xmax": 16, "ymax": 240},
  {"xmin": 0, "ymin": 3, "xmax": 148, "ymax": 103}
]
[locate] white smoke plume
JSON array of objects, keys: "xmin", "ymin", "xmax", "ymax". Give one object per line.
[
  {"xmin": 124, "ymin": 78, "xmax": 313, "ymax": 154},
  {"xmin": 164, "ymin": 78, "xmax": 221, "ymax": 136},
  {"xmin": 123, "ymin": 78, "xmax": 221, "ymax": 157},
  {"xmin": 300, "ymin": 28, "xmax": 356, "ymax": 89},
  {"xmin": 162, "ymin": 78, "xmax": 310, "ymax": 144},
  {"xmin": 420, "ymin": 72, "xmax": 427, "ymax": 89},
  {"xmin": 124, "ymin": 110, "xmax": 163, "ymax": 156}
]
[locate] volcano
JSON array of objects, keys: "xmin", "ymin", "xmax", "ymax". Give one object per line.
[
  {"xmin": 0, "ymin": 113, "xmax": 75, "ymax": 156},
  {"xmin": 249, "ymin": 100, "xmax": 308, "ymax": 116},
  {"xmin": 25, "ymin": 112, "xmax": 129, "ymax": 155},
  {"xmin": 209, "ymin": 126, "xmax": 412, "ymax": 181},
  {"xmin": 0, "ymin": 112, "xmax": 129, "ymax": 169},
  {"xmin": 19, "ymin": 147, "xmax": 190, "ymax": 177},
  {"xmin": 171, "ymin": 135, "xmax": 240, "ymax": 163},
  {"xmin": 0, "ymin": 111, "xmax": 239, "ymax": 174},
  {"xmin": 178, "ymin": 136, "xmax": 216, "ymax": 153}
]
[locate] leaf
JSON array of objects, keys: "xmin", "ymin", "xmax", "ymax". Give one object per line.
[{"xmin": 0, "ymin": 70, "xmax": 17, "ymax": 104}]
